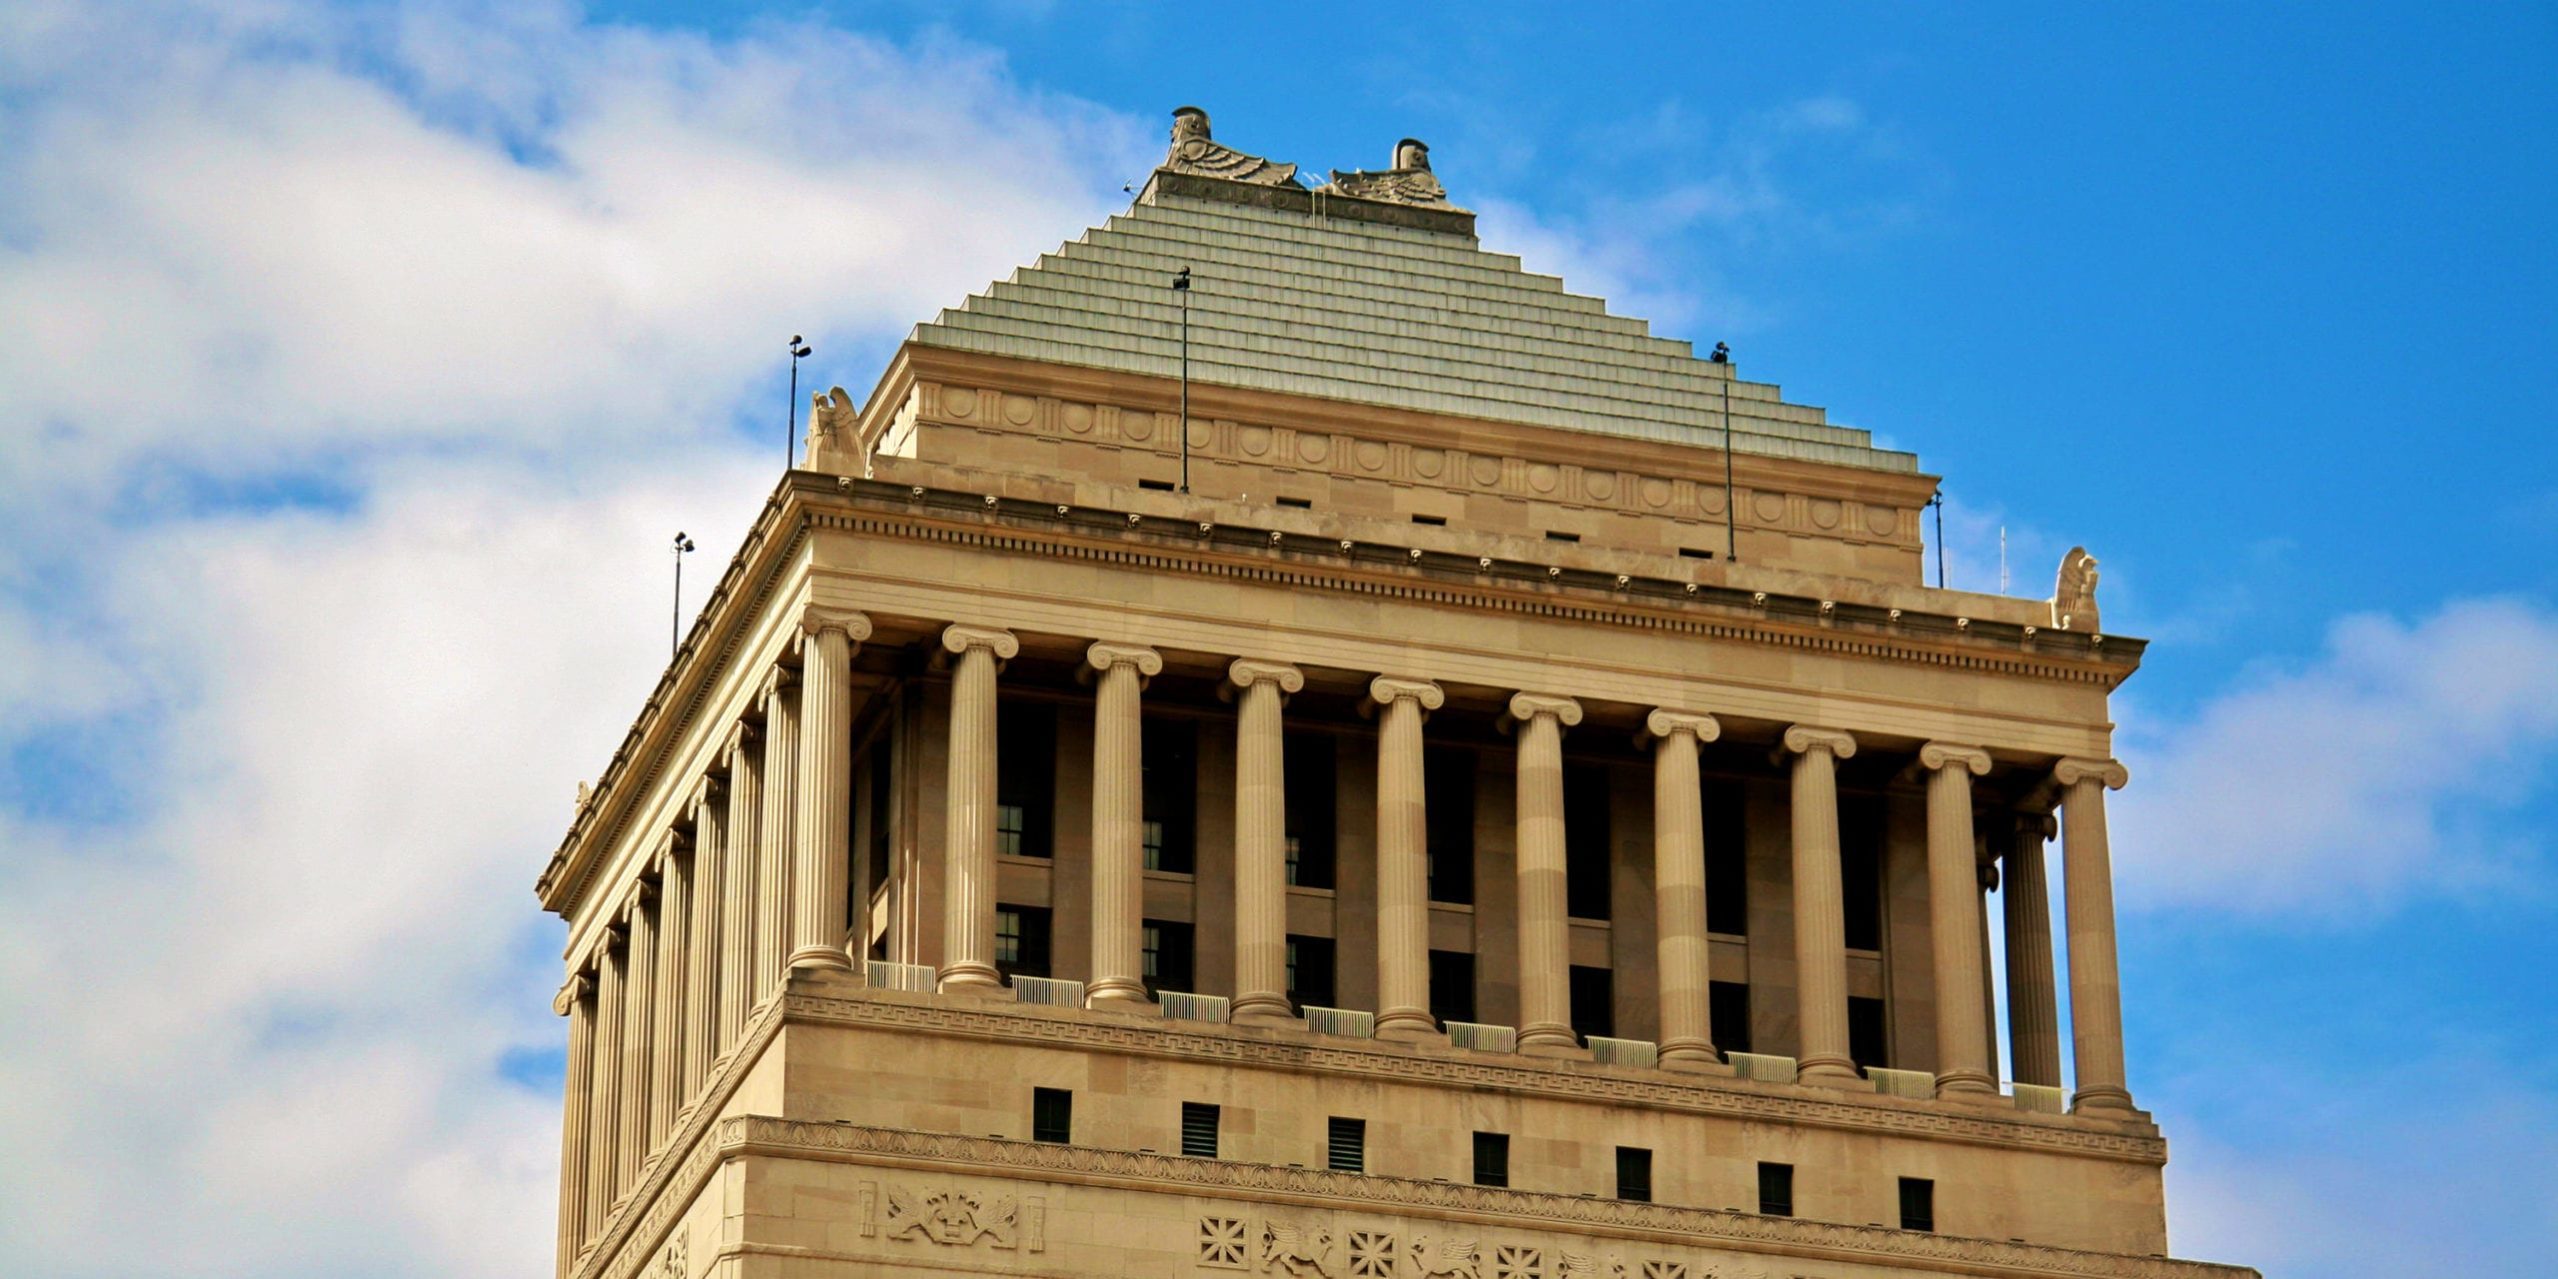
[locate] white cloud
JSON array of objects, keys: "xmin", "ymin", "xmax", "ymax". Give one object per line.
[{"xmin": 2114, "ymin": 596, "xmax": 2558, "ymax": 914}]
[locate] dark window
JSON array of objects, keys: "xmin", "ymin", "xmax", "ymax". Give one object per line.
[
  {"xmin": 1544, "ymin": 530, "xmax": 1582, "ymax": 543},
  {"xmin": 860, "ymin": 747, "xmax": 893, "ymax": 922},
  {"xmin": 1849, "ymin": 995, "xmax": 1888, "ymax": 1071},
  {"xmin": 1428, "ymin": 950, "xmax": 1476, "ymax": 1025},
  {"xmin": 1285, "ymin": 935, "xmax": 1336, "ymax": 1010},
  {"xmin": 1138, "ymin": 478, "xmax": 1175, "ymax": 492},
  {"xmin": 1284, "ymin": 733, "xmax": 1336, "ymax": 889},
  {"xmin": 1425, "ymin": 747, "xmax": 1476, "ymax": 904},
  {"xmin": 1142, "ymin": 717, "xmax": 1198, "ymax": 873},
  {"xmin": 995, "ymin": 702, "xmax": 1056, "ymax": 858},
  {"xmin": 1473, "ymin": 1131, "xmax": 1509, "ymax": 1187},
  {"xmin": 1705, "ymin": 778, "xmax": 1748, "ymax": 936},
  {"xmin": 1327, "ymin": 1116, "xmax": 1365, "ymax": 1173},
  {"xmin": 1032, "ymin": 1087, "xmax": 1072, "ymax": 1144},
  {"xmin": 1839, "ymin": 794, "xmax": 1884, "ymax": 950},
  {"xmin": 995, "ymin": 905, "xmax": 1052, "ymax": 980},
  {"xmin": 1181, "ymin": 1102, "xmax": 1220, "ymax": 1158},
  {"xmin": 1142, "ymin": 919, "xmax": 1195, "ymax": 995},
  {"xmin": 1564, "ymin": 762, "xmax": 1613, "ymax": 919},
  {"xmin": 1569, "ymin": 965, "xmax": 1614, "ymax": 1040},
  {"xmin": 1679, "ymin": 546, "xmax": 1715, "ymax": 560},
  {"xmin": 1710, "ymin": 981, "xmax": 1752, "ymax": 1054},
  {"xmin": 1411, "ymin": 513, "xmax": 1448, "ymax": 526},
  {"xmin": 1616, "ymin": 1146, "xmax": 1653, "ymax": 1202},
  {"xmin": 1758, "ymin": 1161, "xmax": 1794, "ymax": 1216},
  {"xmin": 1899, "ymin": 1176, "xmax": 1934, "ymax": 1232},
  {"xmin": 1276, "ymin": 495, "xmax": 1313, "ymax": 509}
]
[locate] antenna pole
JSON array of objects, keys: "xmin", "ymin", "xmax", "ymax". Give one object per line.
[
  {"xmin": 671, "ymin": 532, "xmax": 696, "ymax": 658},
  {"xmin": 1932, "ymin": 495, "xmax": 1947, "ymax": 589},
  {"xmin": 785, "ymin": 336, "xmax": 814, "ymax": 471},
  {"xmin": 1174, "ymin": 267, "xmax": 1193, "ymax": 493},
  {"xmin": 1719, "ymin": 355, "xmax": 1737, "ymax": 563}
]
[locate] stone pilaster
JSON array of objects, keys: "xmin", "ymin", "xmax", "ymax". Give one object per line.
[
  {"xmin": 1086, "ymin": 642, "xmax": 1164, "ymax": 1009},
  {"xmin": 1920, "ymin": 742, "xmax": 1997, "ymax": 1098},
  {"xmin": 1782, "ymin": 725, "xmax": 1860, "ymax": 1086},
  {"xmin": 1371, "ymin": 676, "xmax": 1446, "ymax": 1042},
  {"xmin": 649, "ymin": 832, "xmax": 689, "ymax": 1142},
  {"xmin": 939, "ymin": 624, "xmax": 1019, "ymax": 993},
  {"xmin": 2055, "ymin": 756, "xmax": 2136, "ymax": 1113},
  {"xmin": 587, "ymin": 929, "xmax": 625, "ymax": 1227},
  {"xmin": 2004, "ymin": 811, "xmax": 2064, "ymax": 1088},
  {"xmin": 618, "ymin": 885, "xmax": 657, "ymax": 1188},
  {"xmin": 1510, "ymin": 692, "xmax": 1584, "ymax": 1056},
  {"xmin": 1228, "ymin": 658, "xmax": 1305, "ymax": 1025},
  {"xmin": 682, "ymin": 777, "xmax": 724, "ymax": 1102},
  {"xmin": 554, "ymin": 973, "xmax": 594, "ymax": 1275},
  {"xmin": 717, "ymin": 723, "xmax": 760, "ymax": 1047},
  {"xmin": 791, "ymin": 608, "xmax": 872, "ymax": 972},
  {"xmin": 1645, "ymin": 709, "xmax": 1722, "ymax": 1070},
  {"xmin": 755, "ymin": 666, "xmax": 800, "ymax": 1006}
]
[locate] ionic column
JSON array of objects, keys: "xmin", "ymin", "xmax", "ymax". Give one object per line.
[
  {"xmin": 587, "ymin": 929, "xmax": 625, "ymax": 1226},
  {"xmin": 1228, "ymin": 658, "xmax": 1305, "ymax": 1025},
  {"xmin": 1371, "ymin": 676, "xmax": 1445, "ymax": 1042},
  {"xmin": 1086, "ymin": 642, "xmax": 1164, "ymax": 1009},
  {"xmin": 717, "ymin": 723, "xmax": 760, "ymax": 1046},
  {"xmin": 939, "ymin": 624, "xmax": 1019, "ymax": 993},
  {"xmin": 790, "ymin": 608, "xmax": 872, "ymax": 972},
  {"xmin": 1510, "ymin": 692, "xmax": 1584, "ymax": 1055},
  {"xmin": 2003, "ymin": 812, "xmax": 2063, "ymax": 1088},
  {"xmin": 682, "ymin": 777, "xmax": 724, "ymax": 1100},
  {"xmin": 554, "ymin": 973, "xmax": 595, "ymax": 1274},
  {"xmin": 754, "ymin": 667, "xmax": 800, "ymax": 1007},
  {"xmin": 1782, "ymin": 725, "xmax": 1860, "ymax": 1086},
  {"xmin": 617, "ymin": 887, "xmax": 657, "ymax": 1189},
  {"xmin": 2055, "ymin": 757, "xmax": 2135, "ymax": 1112},
  {"xmin": 649, "ymin": 832, "xmax": 689, "ymax": 1143},
  {"xmin": 1646, "ymin": 709, "xmax": 1722, "ymax": 1070},
  {"xmin": 1919, "ymin": 742, "xmax": 1997, "ymax": 1098}
]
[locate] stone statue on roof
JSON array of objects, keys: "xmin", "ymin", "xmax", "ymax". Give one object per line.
[
  {"xmin": 1161, "ymin": 106, "xmax": 1302, "ymax": 187},
  {"xmin": 1321, "ymin": 138, "xmax": 1457, "ymax": 209},
  {"xmin": 805, "ymin": 386, "xmax": 859, "ymax": 473},
  {"xmin": 2050, "ymin": 546, "xmax": 2101, "ymax": 631}
]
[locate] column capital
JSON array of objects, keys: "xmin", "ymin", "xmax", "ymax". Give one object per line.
[
  {"xmin": 1086, "ymin": 641, "xmax": 1164, "ymax": 678},
  {"xmin": 688, "ymin": 773, "xmax": 725, "ymax": 816},
  {"xmin": 720, "ymin": 719, "xmax": 758, "ymax": 770},
  {"xmin": 620, "ymin": 882, "xmax": 657, "ymax": 924},
  {"xmin": 1506, "ymin": 691, "xmax": 1583, "ymax": 727},
  {"xmin": 651, "ymin": 827, "xmax": 693, "ymax": 872},
  {"xmin": 798, "ymin": 606, "xmax": 873, "ymax": 644},
  {"xmin": 2054, "ymin": 756, "xmax": 2130, "ymax": 789},
  {"xmin": 941, "ymin": 623, "xmax": 1020, "ymax": 660},
  {"xmin": 1919, "ymin": 742, "xmax": 1992, "ymax": 776},
  {"xmin": 553, "ymin": 972, "xmax": 592, "ymax": 1014},
  {"xmin": 759, "ymin": 662, "xmax": 799, "ymax": 705},
  {"xmin": 1782, "ymin": 725, "xmax": 1858, "ymax": 759},
  {"xmin": 1228, "ymin": 657, "xmax": 1304, "ymax": 694},
  {"xmin": 2014, "ymin": 810, "xmax": 2059, "ymax": 840},
  {"xmin": 1369, "ymin": 676, "xmax": 1445, "ymax": 711},
  {"xmin": 1644, "ymin": 708, "xmax": 1722, "ymax": 743}
]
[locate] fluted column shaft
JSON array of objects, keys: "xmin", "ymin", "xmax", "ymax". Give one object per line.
[
  {"xmin": 1087, "ymin": 643, "xmax": 1164, "ymax": 1008},
  {"xmin": 939, "ymin": 625, "xmax": 1019, "ymax": 993},
  {"xmin": 718, "ymin": 725, "xmax": 760, "ymax": 1045},
  {"xmin": 682, "ymin": 779, "xmax": 724, "ymax": 1099},
  {"xmin": 617, "ymin": 891, "xmax": 656, "ymax": 1188},
  {"xmin": 755, "ymin": 670, "xmax": 800, "ymax": 1006},
  {"xmin": 1372, "ymin": 677, "xmax": 1445, "ymax": 1041},
  {"xmin": 587, "ymin": 934, "xmax": 625, "ymax": 1226},
  {"xmin": 1511, "ymin": 693, "xmax": 1584, "ymax": 1054},
  {"xmin": 555, "ymin": 975, "xmax": 595, "ymax": 1274},
  {"xmin": 1783, "ymin": 726, "xmax": 1860, "ymax": 1085},
  {"xmin": 649, "ymin": 841, "xmax": 687, "ymax": 1142},
  {"xmin": 1647, "ymin": 710, "xmax": 1721, "ymax": 1069},
  {"xmin": 791, "ymin": 611, "xmax": 871, "ymax": 972},
  {"xmin": 1228, "ymin": 659, "xmax": 1304, "ymax": 1024},
  {"xmin": 1921, "ymin": 743, "xmax": 1997, "ymax": 1097},
  {"xmin": 2057, "ymin": 758, "xmax": 2135, "ymax": 1112},
  {"xmin": 2003, "ymin": 813, "xmax": 2063, "ymax": 1088}
]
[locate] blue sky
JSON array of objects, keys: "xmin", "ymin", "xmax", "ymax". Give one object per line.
[{"xmin": 2, "ymin": 3, "xmax": 2551, "ymax": 1275}]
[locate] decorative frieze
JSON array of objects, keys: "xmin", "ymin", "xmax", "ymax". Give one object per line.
[{"xmin": 859, "ymin": 1179, "xmax": 1045, "ymax": 1252}]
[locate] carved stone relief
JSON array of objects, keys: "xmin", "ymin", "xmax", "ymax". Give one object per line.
[
  {"xmin": 859, "ymin": 1179, "xmax": 1045, "ymax": 1253},
  {"xmin": 1197, "ymin": 1214, "xmax": 1787, "ymax": 1279},
  {"xmin": 1260, "ymin": 1217, "xmax": 1338, "ymax": 1275}
]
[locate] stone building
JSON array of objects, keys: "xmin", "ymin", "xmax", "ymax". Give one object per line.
[{"xmin": 539, "ymin": 109, "xmax": 2253, "ymax": 1279}]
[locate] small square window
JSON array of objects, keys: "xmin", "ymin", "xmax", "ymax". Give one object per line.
[
  {"xmin": 1899, "ymin": 1176, "xmax": 1934, "ymax": 1232},
  {"xmin": 1473, "ymin": 1131, "xmax": 1509, "ymax": 1188},
  {"xmin": 1032, "ymin": 1087, "xmax": 1072, "ymax": 1144},
  {"xmin": 1327, "ymin": 1116, "xmax": 1365, "ymax": 1173},
  {"xmin": 1616, "ymin": 1146, "xmax": 1652, "ymax": 1203},
  {"xmin": 1757, "ymin": 1161, "xmax": 1794, "ymax": 1217},
  {"xmin": 995, "ymin": 803, "xmax": 1026, "ymax": 857}
]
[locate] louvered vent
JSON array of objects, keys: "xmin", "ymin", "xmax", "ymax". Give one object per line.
[
  {"xmin": 1158, "ymin": 990, "xmax": 1229, "ymax": 1023},
  {"xmin": 1727, "ymin": 1052, "xmax": 1798, "ymax": 1084},
  {"xmin": 864, "ymin": 960, "xmax": 936, "ymax": 993}
]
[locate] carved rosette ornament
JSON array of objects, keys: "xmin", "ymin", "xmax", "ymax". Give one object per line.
[
  {"xmin": 1162, "ymin": 106, "xmax": 1302, "ymax": 186},
  {"xmin": 1322, "ymin": 138, "xmax": 1460, "ymax": 210}
]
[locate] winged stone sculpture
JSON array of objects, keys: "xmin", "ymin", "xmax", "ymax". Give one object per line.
[
  {"xmin": 2049, "ymin": 546, "xmax": 2101, "ymax": 632},
  {"xmin": 1322, "ymin": 138, "xmax": 1457, "ymax": 209},
  {"xmin": 1161, "ymin": 106, "xmax": 1301, "ymax": 186}
]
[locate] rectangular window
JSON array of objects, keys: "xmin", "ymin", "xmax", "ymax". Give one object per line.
[
  {"xmin": 1472, "ymin": 1131, "xmax": 1509, "ymax": 1188},
  {"xmin": 1142, "ymin": 717, "xmax": 1198, "ymax": 873},
  {"xmin": 995, "ymin": 702, "xmax": 1057, "ymax": 859},
  {"xmin": 1327, "ymin": 1116, "xmax": 1365, "ymax": 1173},
  {"xmin": 1839, "ymin": 793, "xmax": 1884, "ymax": 950},
  {"xmin": 1138, "ymin": 478, "xmax": 1176, "ymax": 492},
  {"xmin": 1564, "ymin": 762, "xmax": 1612, "ymax": 919},
  {"xmin": 1425, "ymin": 746, "xmax": 1476, "ymax": 903},
  {"xmin": 1284, "ymin": 733, "xmax": 1336, "ymax": 888},
  {"xmin": 1285, "ymin": 935, "xmax": 1336, "ymax": 1010},
  {"xmin": 1679, "ymin": 546, "xmax": 1715, "ymax": 560},
  {"xmin": 1616, "ymin": 1146, "xmax": 1653, "ymax": 1203},
  {"xmin": 1411, "ymin": 513, "xmax": 1448, "ymax": 526},
  {"xmin": 1899, "ymin": 1176, "xmax": 1935, "ymax": 1232},
  {"xmin": 1705, "ymin": 778, "xmax": 1747, "ymax": 936},
  {"xmin": 1709, "ymin": 981, "xmax": 1752, "ymax": 1054},
  {"xmin": 1428, "ymin": 949, "xmax": 1476, "ymax": 1025},
  {"xmin": 1758, "ymin": 1161, "xmax": 1794, "ymax": 1217},
  {"xmin": 1848, "ymin": 995, "xmax": 1888, "ymax": 1072},
  {"xmin": 1142, "ymin": 919, "xmax": 1195, "ymax": 995},
  {"xmin": 1544, "ymin": 530, "xmax": 1581, "ymax": 543},
  {"xmin": 1181, "ymin": 1102, "xmax": 1220, "ymax": 1159},
  {"xmin": 1032, "ymin": 1087, "xmax": 1072, "ymax": 1144},
  {"xmin": 1276, "ymin": 495, "xmax": 1313, "ymax": 509},
  {"xmin": 1569, "ymin": 965, "xmax": 1614, "ymax": 1040},
  {"xmin": 994, "ymin": 905, "xmax": 1052, "ymax": 980}
]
